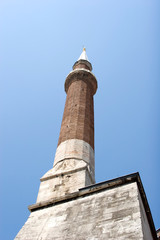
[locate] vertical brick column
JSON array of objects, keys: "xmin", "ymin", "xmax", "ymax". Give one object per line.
[
  {"xmin": 58, "ymin": 69, "xmax": 96, "ymax": 150},
  {"xmin": 53, "ymin": 60, "xmax": 97, "ymax": 169},
  {"xmin": 36, "ymin": 58, "xmax": 98, "ymax": 203}
]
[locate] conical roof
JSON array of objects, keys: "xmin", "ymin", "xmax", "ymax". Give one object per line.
[{"xmin": 78, "ymin": 47, "xmax": 89, "ymax": 61}]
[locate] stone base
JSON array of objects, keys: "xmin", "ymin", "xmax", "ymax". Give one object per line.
[
  {"xmin": 36, "ymin": 139, "xmax": 95, "ymax": 203},
  {"xmin": 54, "ymin": 139, "xmax": 95, "ymax": 176},
  {"xmin": 15, "ymin": 173, "xmax": 156, "ymax": 240},
  {"xmin": 36, "ymin": 158, "xmax": 94, "ymax": 203}
]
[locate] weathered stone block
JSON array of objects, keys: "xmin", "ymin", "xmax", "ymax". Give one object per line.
[{"xmin": 15, "ymin": 178, "xmax": 156, "ymax": 240}]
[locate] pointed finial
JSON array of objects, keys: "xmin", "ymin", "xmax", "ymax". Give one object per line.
[
  {"xmin": 78, "ymin": 47, "xmax": 89, "ymax": 61},
  {"xmin": 73, "ymin": 47, "xmax": 92, "ymax": 71}
]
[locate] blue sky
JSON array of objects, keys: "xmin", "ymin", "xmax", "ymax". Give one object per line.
[{"xmin": 0, "ymin": 0, "xmax": 160, "ymax": 239}]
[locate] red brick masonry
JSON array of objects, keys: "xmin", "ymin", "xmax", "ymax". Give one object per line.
[{"xmin": 58, "ymin": 65, "xmax": 97, "ymax": 150}]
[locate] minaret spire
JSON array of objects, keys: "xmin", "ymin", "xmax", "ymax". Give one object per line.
[
  {"xmin": 78, "ymin": 47, "xmax": 89, "ymax": 61},
  {"xmin": 36, "ymin": 49, "xmax": 98, "ymax": 203}
]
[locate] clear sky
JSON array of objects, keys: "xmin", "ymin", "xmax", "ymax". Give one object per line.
[{"xmin": 0, "ymin": 0, "xmax": 160, "ymax": 239}]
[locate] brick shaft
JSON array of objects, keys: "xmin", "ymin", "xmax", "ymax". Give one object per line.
[{"xmin": 58, "ymin": 70, "xmax": 97, "ymax": 149}]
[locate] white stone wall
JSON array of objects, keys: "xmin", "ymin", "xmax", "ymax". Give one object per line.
[
  {"xmin": 36, "ymin": 139, "xmax": 95, "ymax": 203},
  {"xmin": 15, "ymin": 182, "xmax": 153, "ymax": 240},
  {"xmin": 54, "ymin": 139, "xmax": 95, "ymax": 175},
  {"xmin": 36, "ymin": 159, "xmax": 94, "ymax": 203}
]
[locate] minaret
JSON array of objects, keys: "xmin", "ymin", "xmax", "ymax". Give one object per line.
[
  {"xmin": 36, "ymin": 48, "xmax": 97, "ymax": 202},
  {"xmin": 15, "ymin": 49, "xmax": 157, "ymax": 240}
]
